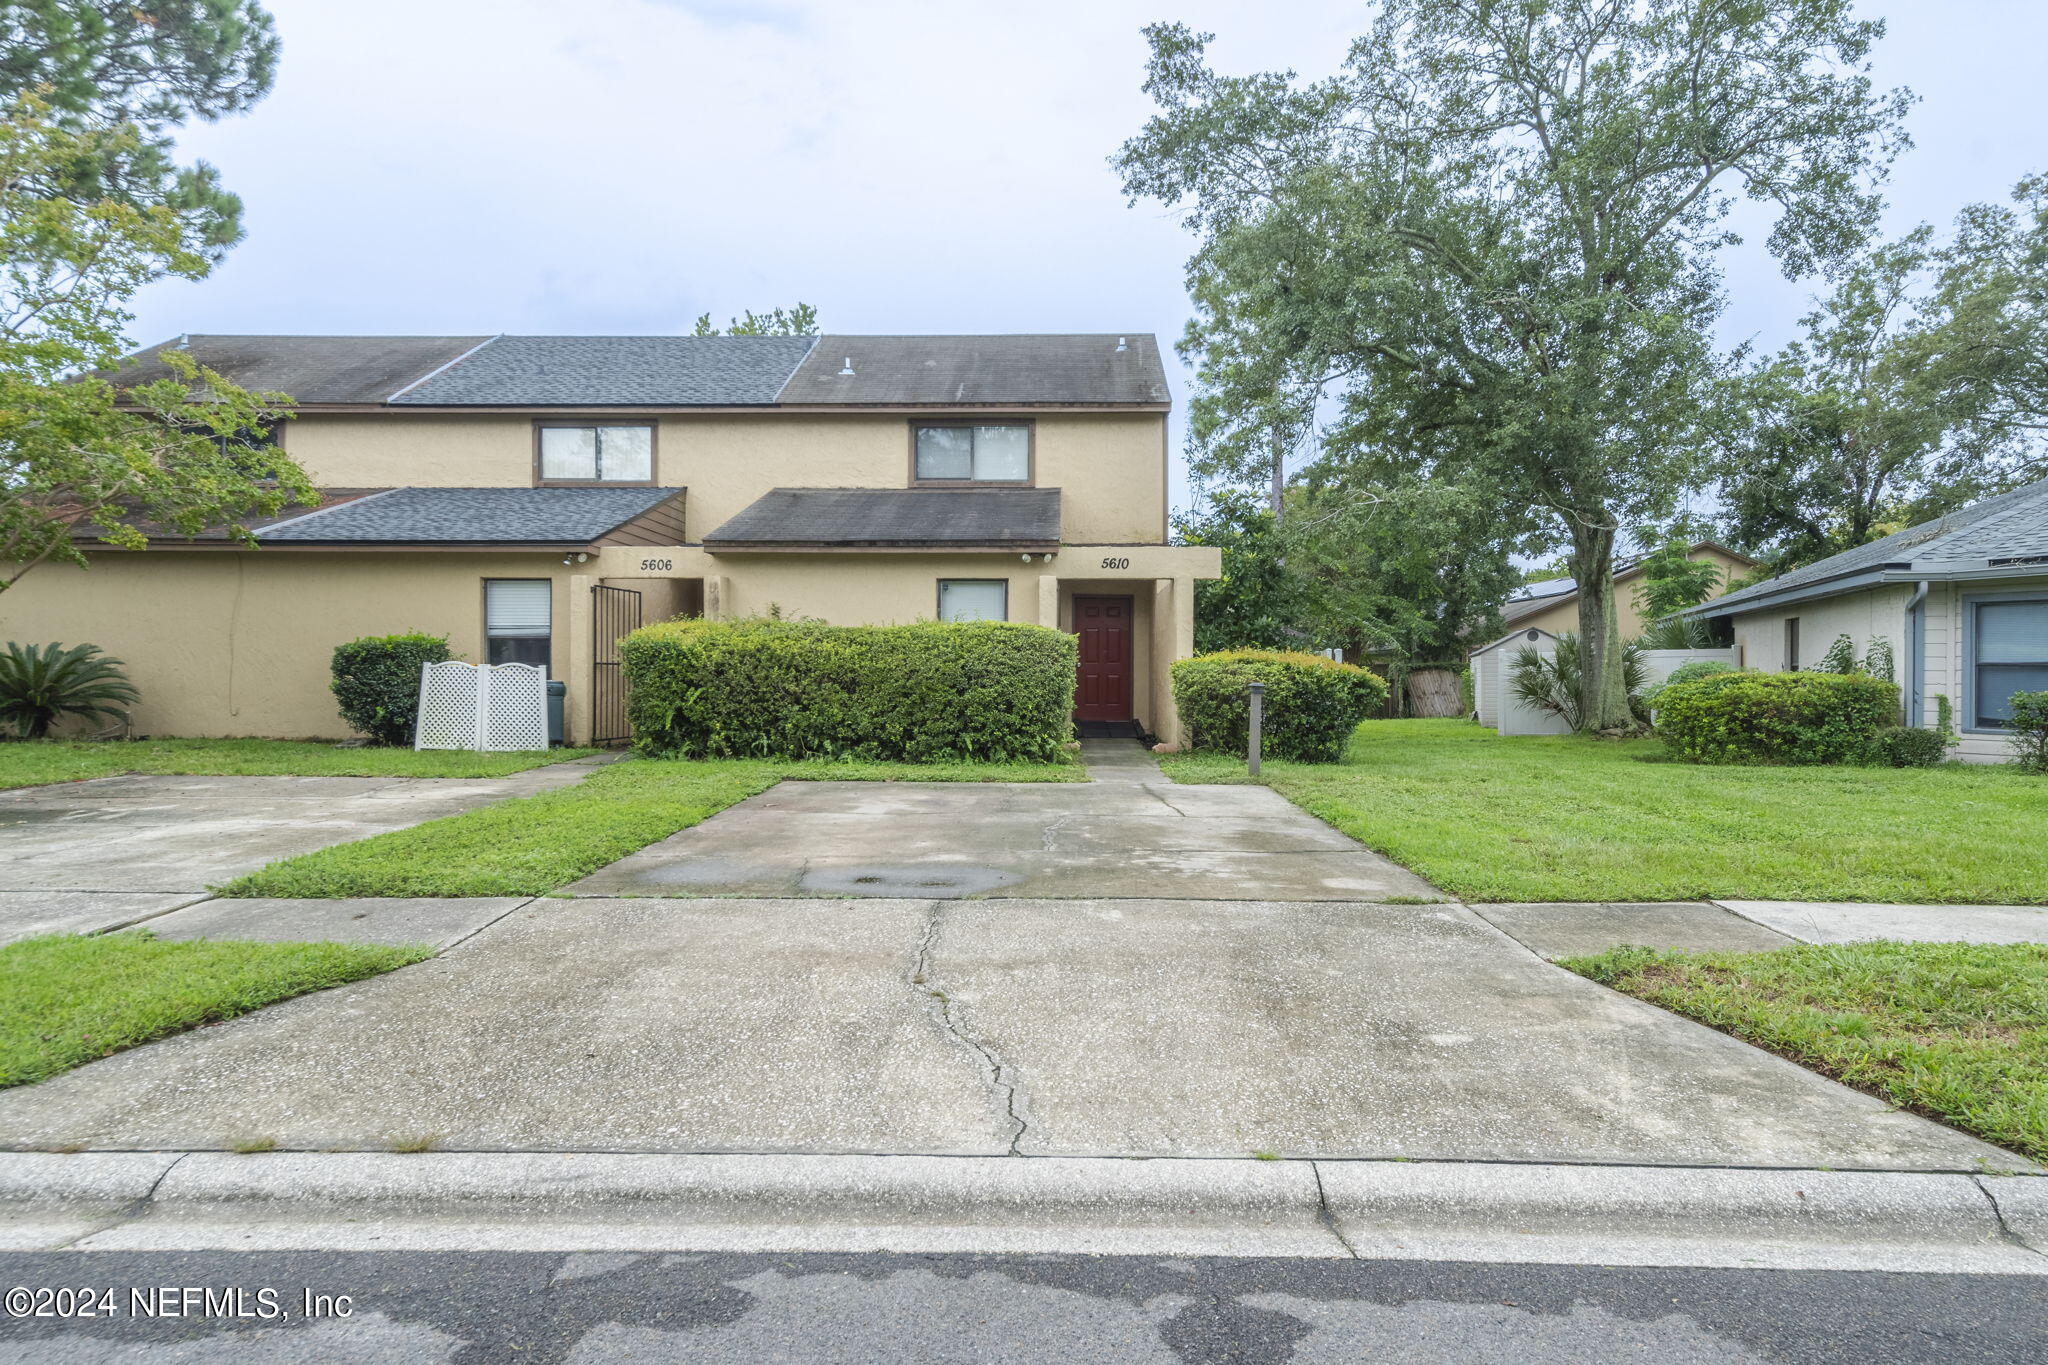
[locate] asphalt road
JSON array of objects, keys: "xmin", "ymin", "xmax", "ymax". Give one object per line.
[{"xmin": 2, "ymin": 1250, "xmax": 2043, "ymax": 1363}]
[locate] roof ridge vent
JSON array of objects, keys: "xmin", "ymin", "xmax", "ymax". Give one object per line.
[{"xmin": 838, "ymin": 356, "xmax": 855, "ymax": 376}]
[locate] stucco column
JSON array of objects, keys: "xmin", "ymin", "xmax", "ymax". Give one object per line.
[
  {"xmin": 706, "ymin": 573, "xmax": 733, "ymax": 620},
  {"xmin": 1037, "ymin": 572, "xmax": 1060, "ymax": 628},
  {"xmin": 565, "ymin": 573, "xmax": 594, "ymax": 746},
  {"xmin": 1151, "ymin": 577, "xmax": 1178, "ymax": 746}
]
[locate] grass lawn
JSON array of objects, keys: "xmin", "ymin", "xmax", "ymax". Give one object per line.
[
  {"xmin": 0, "ymin": 932, "xmax": 430, "ymax": 1089},
  {"xmin": 1566, "ymin": 941, "xmax": 2048, "ymax": 1165},
  {"xmin": 1161, "ymin": 719, "xmax": 2048, "ymax": 904},
  {"xmin": 218, "ymin": 753, "xmax": 1081, "ymax": 899},
  {"xmin": 0, "ymin": 738, "xmax": 599, "ymax": 790}
]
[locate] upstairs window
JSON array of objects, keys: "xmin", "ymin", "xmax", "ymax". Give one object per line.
[
  {"xmin": 1972, "ymin": 598, "xmax": 2048, "ymax": 729},
  {"xmin": 913, "ymin": 423, "xmax": 1030, "ymax": 483},
  {"xmin": 537, "ymin": 423, "xmax": 654, "ymax": 483}
]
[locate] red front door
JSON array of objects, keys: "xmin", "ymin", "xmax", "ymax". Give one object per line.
[{"xmin": 1072, "ymin": 595, "xmax": 1134, "ymax": 722}]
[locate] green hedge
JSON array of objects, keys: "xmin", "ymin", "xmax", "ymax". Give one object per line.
[
  {"xmin": 622, "ymin": 617, "xmax": 1076, "ymax": 763},
  {"xmin": 330, "ymin": 632, "xmax": 452, "ymax": 746},
  {"xmin": 2012, "ymin": 691, "xmax": 2048, "ymax": 774},
  {"xmin": 1656, "ymin": 670, "xmax": 1901, "ymax": 765},
  {"xmin": 1171, "ymin": 650, "xmax": 1389, "ymax": 762}
]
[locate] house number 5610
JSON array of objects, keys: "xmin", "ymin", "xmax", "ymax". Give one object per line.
[{"xmin": 1099, "ymin": 557, "xmax": 1130, "ymax": 570}]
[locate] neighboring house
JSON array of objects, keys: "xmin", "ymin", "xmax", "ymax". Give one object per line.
[
  {"xmin": 1682, "ymin": 477, "xmax": 2048, "ymax": 764},
  {"xmin": 10, "ymin": 333, "xmax": 1220, "ymax": 746},
  {"xmin": 1492, "ymin": 542, "xmax": 1756, "ymax": 641},
  {"xmin": 1466, "ymin": 542, "xmax": 1753, "ymax": 731}
]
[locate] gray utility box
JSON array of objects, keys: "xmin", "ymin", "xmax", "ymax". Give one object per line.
[{"xmin": 547, "ymin": 680, "xmax": 566, "ymax": 747}]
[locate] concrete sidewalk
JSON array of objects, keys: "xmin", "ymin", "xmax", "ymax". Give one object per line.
[{"xmin": 1473, "ymin": 899, "xmax": 2048, "ymax": 959}]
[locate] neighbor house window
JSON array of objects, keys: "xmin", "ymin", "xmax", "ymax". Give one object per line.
[
  {"xmin": 1784, "ymin": 617, "xmax": 1800, "ymax": 671},
  {"xmin": 537, "ymin": 424, "xmax": 654, "ymax": 483},
  {"xmin": 913, "ymin": 424, "xmax": 1030, "ymax": 483},
  {"xmin": 485, "ymin": 579, "xmax": 553, "ymax": 671},
  {"xmin": 938, "ymin": 580, "xmax": 1008, "ymax": 622},
  {"xmin": 1971, "ymin": 597, "xmax": 2048, "ymax": 729}
]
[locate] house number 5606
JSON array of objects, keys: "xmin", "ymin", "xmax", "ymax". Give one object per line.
[{"xmin": 1099, "ymin": 557, "xmax": 1130, "ymax": 570}]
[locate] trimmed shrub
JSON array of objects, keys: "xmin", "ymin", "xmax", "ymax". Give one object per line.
[
  {"xmin": 1862, "ymin": 726, "xmax": 1951, "ymax": 769},
  {"xmin": 1657, "ymin": 670, "xmax": 1901, "ymax": 765},
  {"xmin": 331, "ymin": 632, "xmax": 452, "ymax": 746},
  {"xmin": 622, "ymin": 617, "xmax": 1075, "ymax": 763},
  {"xmin": 2011, "ymin": 691, "xmax": 2048, "ymax": 774},
  {"xmin": 1171, "ymin": 650, "xmax": 1389, "ymax": 762},
  {"xmin": 1641, "ymin": 658, "xmax": 1737, "ymax": 711}
]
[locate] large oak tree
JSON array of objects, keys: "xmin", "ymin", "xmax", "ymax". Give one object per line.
[{"xmin": 1119, "ymin": 1, "xmax": 1909, "ymax": 729}]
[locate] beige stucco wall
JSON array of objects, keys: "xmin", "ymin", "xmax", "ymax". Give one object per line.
[
  {"xmin": 0, "ymin": 551, "xmax": 574, "ymax": 740},
  {"xmin": 283, "ymin": 411, "xmax": 1170, "ymax": 546},
  {"xmin": 1, "ymin": 542, "xmax": 1218, "ymax": 746},
  {"xmin": 1512, "ymin": 545, "xmax": 1754, "ymax": 641}
]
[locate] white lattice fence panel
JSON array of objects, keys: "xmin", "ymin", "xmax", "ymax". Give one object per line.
[
  {"xmin": 414, "ymin": 661, "xmax": 550, "ymax": 752},
  {"xmin": 483, "ymin": 663, "xmax": 549, "ymax": 751},
  {"xmin": 415, "ymin": 661, "xmax": 481, "ymax": 751}
]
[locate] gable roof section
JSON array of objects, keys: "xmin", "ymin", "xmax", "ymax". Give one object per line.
[
  {"xmin": 1690, "ymin": 478, "xmax": 2048, "ymax": 618},
  {"xmin": 779, "ymin": 334, "xmax": 1169, "ymax": 406},
  {"xmin": 391, "ymin": 335, "xmax": 818, "ymax": 406},
  {"xmin": 259, "ymin": 486, "xmax": 684, "ymax": 546},
  {"xmin": 704, "ymin": 487, "xmax": 1061, "ymax": 551},
  {"xmin": 107, "ymin": 336, "xmax": 492, "ymax": 404},
  {"xmin": 103, "ymin": 334, "xmax": 1170, "ymax": 409}
]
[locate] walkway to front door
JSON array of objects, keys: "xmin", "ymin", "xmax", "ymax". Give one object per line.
[
  {"xmin": 1072, "ymin": 595, "xmax": 1133, "ymax": 724},
  {"xmin": 565, "ymin": 740, "xmax": 1433, "ymax": 901}
]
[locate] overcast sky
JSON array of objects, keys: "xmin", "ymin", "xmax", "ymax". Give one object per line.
[{"xmin": 129, "ymin": 0, "xmax": 2048, "ymax": 514}]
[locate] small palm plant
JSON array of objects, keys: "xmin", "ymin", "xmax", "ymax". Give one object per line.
[
  {"xmin": 0, "ymin": 642, "xmax": 140, "ymax": 739},
  {"xmin": 1509, "ymin": 633, "xmax": 1650, "ymax": 731}
]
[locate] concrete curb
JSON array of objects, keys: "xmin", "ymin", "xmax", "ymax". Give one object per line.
[{"xmin": 1, "ymin": 1152, "xmax": 2043, "ymax": 1269}]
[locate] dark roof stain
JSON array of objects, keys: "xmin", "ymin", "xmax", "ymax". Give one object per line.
[
  {"xmin": 103, "ymin": 336, "xmax": 491, "ymax": 404},
  {"xmin": 782, "ymin": 334, "xmax": 1169, "ymax": 405}
]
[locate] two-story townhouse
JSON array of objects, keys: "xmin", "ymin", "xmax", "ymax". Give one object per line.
[{"xmin": 10, "ymin": 333, "xmax": 1221, "ymax": 746}]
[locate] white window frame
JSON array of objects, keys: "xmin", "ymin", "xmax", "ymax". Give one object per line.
[{"xmin": 937, "ymin": 579, "xmax": 1009, "ymax": 623}]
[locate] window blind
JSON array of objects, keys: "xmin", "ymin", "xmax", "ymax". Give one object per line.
[{"xmin": 486, "ymin": 580, "xmax": 552, "ymax": 636}]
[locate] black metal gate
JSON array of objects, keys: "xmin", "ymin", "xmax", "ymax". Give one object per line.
[{"xmin": 591, "ymin": 584, "xmax": 643, "ymax": 745}]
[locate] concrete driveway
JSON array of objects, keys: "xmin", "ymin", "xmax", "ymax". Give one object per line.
[
  {"xmin": 0, "ymin": 758, "xmax": 608, "ymax": 942},
  {"xmin": 0, "ymin": 742, "xmax": 2024, "ymax": 1172},
  {"xmin": 0, "ymin": 893, "xmax": 2016, "ymax": 1170}
]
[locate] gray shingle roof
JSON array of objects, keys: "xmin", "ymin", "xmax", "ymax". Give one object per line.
[
  {"xmin": 779, "ymin": 335, "xmax": 1169, "ymax": 405},
  {"xmin": 392, "ymin": 335, "xmax": 819, "ymax": 406},
  {"xmin": 704, "ymin": 487, "xmax": 1061, "ymax": 549},
  {"xmin": 105, "ymin": 334, "xmax": 1171, "ymax": 407},
  {"xmin": 260, "ymin": 486, "xmax": 682, "ymax": 545},
  {"xmin": 1693, "ymin": 477, "xmax": 2048, "ymax": 617},
  {"xmin": 105, "ymin": 336, "xmax": 492, "ymax": 403}
]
